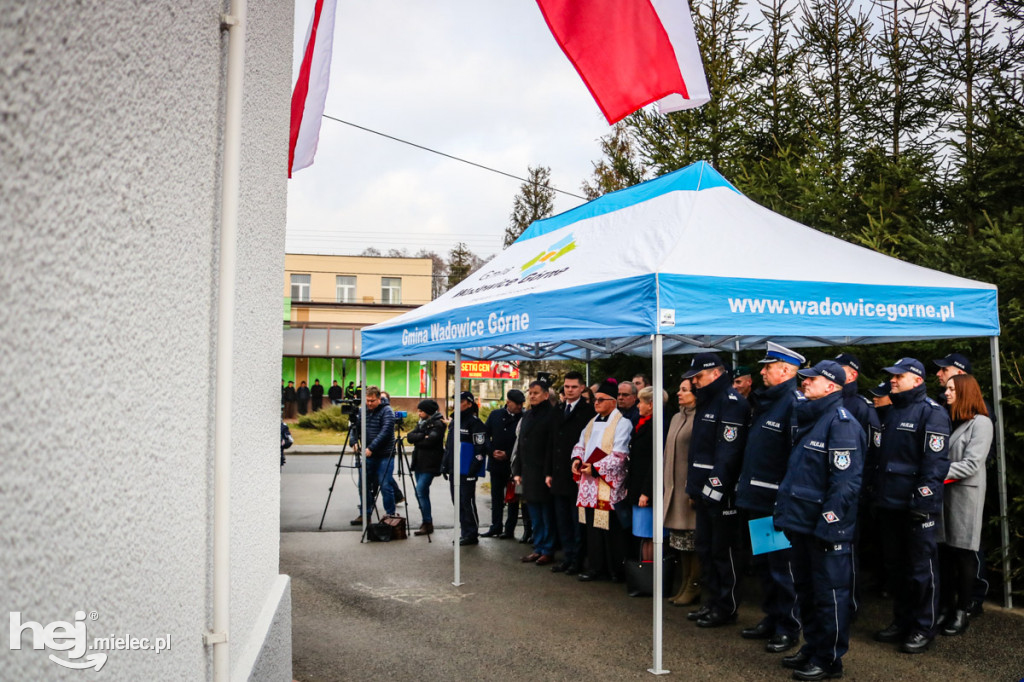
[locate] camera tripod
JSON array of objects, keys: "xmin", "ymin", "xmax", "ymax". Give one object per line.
[{"xmin": 318, "ymin": 418, "xmax": 428, "ymax": 542}]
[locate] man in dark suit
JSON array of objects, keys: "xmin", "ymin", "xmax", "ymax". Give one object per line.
[{"xmin": 548, "ymin": 371, "xmax": 596, "ymax": 574}]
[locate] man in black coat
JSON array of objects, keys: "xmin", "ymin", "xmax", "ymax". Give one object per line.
[
  {"xmin": 296, "ymin": 381, "xmax": 311, "ymax": 415},
  {"xmin": 482, "ymin": 389, "xmax": 525, "ymax": 538},
  {"xmin": 548, "ymin": 371, "xmax": 595, "ymax": 574},
  {"xmin": 328, "ymin": 380, "xmax": 343, "ymax": 405},
  {"xmin": 512, "ymin": 380, "xmax": 559, "ymax": 566},
  {"xmin": 283, "ymin": 381, "xmax": 297, "ymax": 419},
  {"xmin": 311, "ymin": 379, "xmax": 324, "ymax": 412}
]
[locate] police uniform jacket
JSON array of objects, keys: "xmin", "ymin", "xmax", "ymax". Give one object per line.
[
  {"xmin": 442, "ymin": 408, "xmax": 487, "ymax": 479},
  {"xmin": 774, "ymin": 391, "xmax": 865, "ymax": 545},
  {"xmin": 842, "ymin": 381, "xmax": 880, "ymax": 440},
  {"xmin": 484, "ymin": 407, "xmax": 522, "ymax": 476},
  {"xmin": 685, "ymin": 372, "xmax": 750, "ymax": 505},
  {"xmin": 510, "ymin": 400, "xmax": 557, "ymax": 503},
  {"xmin": 869, "ymin": 383, "xmax": 950, "ymax": 514},
  {"xmin": 548, "ymin": 399, "xmax": 596, "ymax": 497},
  {"xmin": 735, "ymin": 377, "xmax": 804, "ymax": 515}
]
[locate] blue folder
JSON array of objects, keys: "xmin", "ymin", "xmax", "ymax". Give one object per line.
[
  {"xmin": 459, "ymin": 442, "xmax": 484, "ymax": 476},
  {"xmin": 749, "ymin": 516, "xmax": 791, "ymax": 555}
]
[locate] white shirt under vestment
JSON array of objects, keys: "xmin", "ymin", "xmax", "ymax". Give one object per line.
[{"xmin": 572, "ymin": 412, "xmax": 632, "ymax": 509}]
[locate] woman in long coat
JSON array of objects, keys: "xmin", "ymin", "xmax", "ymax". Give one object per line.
[
  {"xmin": 664, "ymin": 378, "xmax": 699, "ymax": 605},
  {"xmin": 938, "ymin": 373, "xmax": 993, "ymax": 636}
]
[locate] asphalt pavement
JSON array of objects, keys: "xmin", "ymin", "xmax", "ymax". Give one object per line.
[{"xmin": 281, "ymin": 453, "xmax": 1024, "ymax": 681}]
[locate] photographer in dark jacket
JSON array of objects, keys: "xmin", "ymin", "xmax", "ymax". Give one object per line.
[
  {"xmin": 482, "ymin": 389, "xmax": 525, "ymax": 538},
  {"xmin": 406, "ymin": 399, "xmax": 447, "ymax": 536},
  {"xmin": 444, "ymin": 391, "xmax": 489, "ymax": 546},
  {"xmin": 348, "ymin": 386, "xmax": 396, "ymax": 525}
]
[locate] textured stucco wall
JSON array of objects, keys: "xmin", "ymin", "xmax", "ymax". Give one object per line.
[{"xmin": 0, "ymin": 2, "xmax": 291, "ymax": 679}]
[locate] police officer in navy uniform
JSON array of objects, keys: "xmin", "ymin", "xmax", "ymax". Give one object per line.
[
  {"xmin": 833, "ymin": 353, "xmax": 881, "ymax": 614},
  {"xmin": 443, "ymin": 391, "xmax": 489, "ymax": 546},
  {"xmin": 735, "ymin": 342, "xmax": 806, "ymax": 652},
  {"xmin": 682, "ymin": 352, "xmax": 751, "ymax": 628},
  {"xmin": 775, "ymin": 360, "xmax": 865, "ymax": 681},
  {"xmin": 870, "ymin": 358, "xmax": 951, "ymax": 653}
]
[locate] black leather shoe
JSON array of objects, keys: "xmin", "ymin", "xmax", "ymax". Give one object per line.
[
  {"xmin": 873, "ymin": 623, "xmax": 905, "ymax": 643},
  {"xmin": 497, "ymin": 532, "xmax": 515, "ymax": 539},
  {"xmin": 967, "ymin": 600, "xmax": 985, "ymax": 617},
  {"xmin": 782, "ymin": 650, "xmax": 811, "ymax": 670},
  {"xmin": 900, "ymin": 632, "xmax": 933, "ymax": 654},
  {"xmin": 480, "ymin": 529, "xmax": 501, "ymax": 538},
  {"xmin": 741, "ymin": 620, "xmax": 773, "ymax": 640},
  {"xmin": 565, "ymin": 564, "xmax": 581, "ymax": 576},
  {"xmin": 766, "ymin": 633, "xmax": 799, "ymax": 653},
  {"xmin": 687, "ymin": 606, "xmax": 711, "ymax": 622},
  {"xmin": 696, "ymin": 610, "xmax": 738, "ymax": 628},
  {"xmin": 941, "ymin": 610, "xmax": 969, "ymax": 636},
  {"xmin": 551, "ymin": 562, "xmax": 570, "ymax": 573},
  {"xmin": 458, "ymin": 536, "xmax": 478, "ymax": 546},
  {"xmin": 577, "ymin": 571, "xmax": 609, "ymax": 582},
  {"xmin": 792, "ymin": 662, "xmax": 843, "ymax": 680},
  {"xmin": 518, "ymin": 534, "xmax": 533, "ymax": 544}
]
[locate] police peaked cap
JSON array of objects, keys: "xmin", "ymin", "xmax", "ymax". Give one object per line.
[
  {"xmin": 882, "ymin": 357, "xmax": 925, "ymax": 378},
  {"xmin": 682, "ymin": 353, "xmax": 724, "ymax": 379},
  {"xmin": 759, "ymin": 341, "xmax": 805, "ymax": 366},
  {"xmin": 933, "ymin": 352, "xmax": 972, "ymax": 374},
  {"xmin": 798, "ymin": 360, "xmax": 846, "ymax": 386}
]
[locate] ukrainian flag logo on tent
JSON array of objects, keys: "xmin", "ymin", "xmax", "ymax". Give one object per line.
[{"xmin": 521, "ymin": 233, "xmax": 575, "ymax": 279}]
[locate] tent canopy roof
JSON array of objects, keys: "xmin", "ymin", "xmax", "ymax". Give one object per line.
[{"xmin": 362, "ymin": 162, "xmax": 998, "ymax": 361}]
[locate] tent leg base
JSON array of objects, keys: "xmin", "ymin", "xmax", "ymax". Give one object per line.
[{"xmin": 647, "ymin": 668, "xmax": 670, "ymax": 676}]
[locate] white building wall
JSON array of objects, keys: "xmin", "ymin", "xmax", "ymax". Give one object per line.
[{"xmin": 0, "ymin": 2, "xmax": 293, "ymax": 680}]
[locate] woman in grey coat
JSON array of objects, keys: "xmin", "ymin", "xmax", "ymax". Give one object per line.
[{"xmin": 938, "ymin": 373, "xmax": 993, "ymax": 636}]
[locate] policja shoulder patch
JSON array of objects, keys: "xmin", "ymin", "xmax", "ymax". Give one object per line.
[
  {"xmin": 927, "ymin": 433, "xmax": 945, "ymax": 452},
  {"xmin": 832, "ymin": 450, "xmax": 851, "ymax": 470}
]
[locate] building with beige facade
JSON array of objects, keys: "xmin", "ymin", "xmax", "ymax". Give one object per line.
[{"xmin": 282, "ymin": 254, "xmax": 445, "ymax": 412}]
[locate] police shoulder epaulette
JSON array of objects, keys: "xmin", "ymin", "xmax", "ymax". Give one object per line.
[
  {"xmin": 794, "ymin": 390, "xmax": 807, "ymax": 401},
  {"xmin": 837, "ymin": 407, "xmax": 851, "ymax": 421},
  {"xmin": 925, "ymin": 397, "xmax": 941, "ymax": 409},
  {"xmin": 859, "ymin": 395, "xmax": 873, "ymax": 406},
  {"xmin": 728, "ymin": 393, "xmax": 738, "ymax": 401}
]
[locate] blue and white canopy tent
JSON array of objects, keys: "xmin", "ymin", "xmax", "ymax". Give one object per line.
[{"xmin": 359, "ymin": 161, "xmax": 1009, "ymax": 674}]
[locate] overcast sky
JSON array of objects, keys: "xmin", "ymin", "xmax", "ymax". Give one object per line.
[{"xmin": 286, "ymin": 1, "xmax": 614, "ymax": 261}]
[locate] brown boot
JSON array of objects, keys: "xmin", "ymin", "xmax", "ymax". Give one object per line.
[
  {"xmin": 675, "ymin": 553, "xmax": 701, "ymax": 606},
  {"xmin": 413, "ymin": 522, "xmax": 433, "ymax": 536},
  {"xmin": 668, "ymin": 551, "xmax": 692, "ymax": 603}
]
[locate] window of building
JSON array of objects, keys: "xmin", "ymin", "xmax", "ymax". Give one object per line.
[
  {"xmin": 290, "ymin": 274, "xmax": 311, "ymax": 302},
  {"xmin": 381, "ymin": 277, "xmax": 402, "ymax": 304},
  {"xmin": 336, "ymin": 275, "xmax": 356, "ymax": 303}
]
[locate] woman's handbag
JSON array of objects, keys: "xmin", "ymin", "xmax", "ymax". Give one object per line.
[{"xmin": 625, "ymin": 539, "xmax": 677, "ymax": 597}]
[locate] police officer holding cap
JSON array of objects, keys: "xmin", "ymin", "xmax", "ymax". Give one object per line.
[
  {"xmin": 775, "ymin": 359, "xmax": 865, "ymax": 681},
  {"xmin": 870, "ymin": 358, "xmax": 951, "ymax": 654}
]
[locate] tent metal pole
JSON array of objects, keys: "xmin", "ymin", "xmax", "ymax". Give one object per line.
[
  {"xmin": 360, "ymin": 360, "xmax": 368, "ymax": 541},
  {"xmin": 453, "ymin": 350, "xmax": 463, "ymax": 587},
  {"xmin": 989, "ymin": 336, "xmax": 1012, "ymax": 608},
  {"xmin": 649, "ymin": 334, "xmax": 668, "ymax": 675}
]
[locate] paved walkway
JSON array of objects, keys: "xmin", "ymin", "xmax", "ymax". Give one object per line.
[{"xmin": 281, "ymin": 455, "xmax": 1024, "ymax": 681}]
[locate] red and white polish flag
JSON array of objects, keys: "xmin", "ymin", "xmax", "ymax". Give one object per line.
[
  {"xmin": 289, "ymin": 0, "xmax": 338, "ymax": 177},
  {"xmin": 535, "ymin": 0, "xmax": 710, "ymax": 124}
]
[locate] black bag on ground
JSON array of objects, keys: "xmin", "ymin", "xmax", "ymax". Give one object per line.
[
  {"xmin": 367, "ymin": 522, "xmax": 393, "ymax": 542},
  {"xmin": 626, "ymin": 540, "xmax": 677, "ymax": 597}
]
